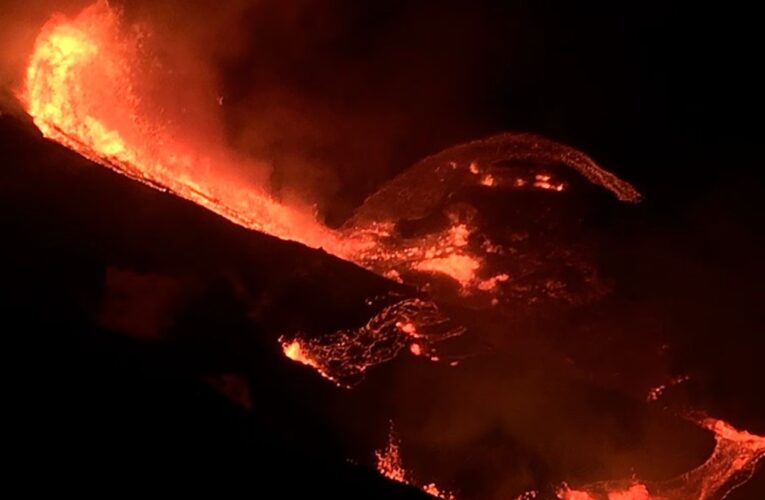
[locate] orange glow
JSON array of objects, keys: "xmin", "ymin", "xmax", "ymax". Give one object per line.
[
  {"xmin": 21, "ymin": 1, "xmax": 538, "ymax": 305},
  {"xmin": 21, "ymin": 1, "xmax": 647, "ymax": 307},
  {"xmin": 23, "ymin": 1, "xmax": 346, "ymax": 256},
  {"xmin": 558, "ymin": 484, "xmax": 650, "ymax": 500},
  {"xmin": 21, "ymin": 1, "xmax": 642, "ymax": 309},
  {"xmin": 376, "ymin": 425, "xmax": 455, "ymax": 499},
  {"xmin": 280, "ymin": 339, "xmax": 335, "ymax": 382},
  {"xmin": 477, "ymin": 273, "xmax": 510, "ymax": 291},
  {"xmin": 414, "ymin": 254, "xmax": 480, "ymax": 286},
  {"xmin": 375, "ymin": 428, "xmax": 408, "ymax": 484},
  {"xmin": 646, "ymin": 375, "xmax": 690, "ymax": 402},
  {"xmin": 17, "ymin": 4, "xmax": 765, "ymax": 500},
  {"xmin": 556, "ymin": 417, "xmax": 765, "ymax": 500},
  {"xmin": 534, "ymin": 174, "xmax": 566, "ymax": 192},
  {"xmin": 279, "ymin": 299, "xmax": 464, "ymax": 387}
]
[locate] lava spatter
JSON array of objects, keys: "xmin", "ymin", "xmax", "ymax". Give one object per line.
[
  {"xmin": 376, "ymin": 424, "xmax": 456, "ymax": 500},
  {"xmin": 280, "ymin": 299, "xmax": 464, "ymax": 387}
]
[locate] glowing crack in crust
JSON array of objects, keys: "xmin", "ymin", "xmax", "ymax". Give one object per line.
[{"xmin": 280, "ymin": 299, "xmax": 465, "ymax": 387}]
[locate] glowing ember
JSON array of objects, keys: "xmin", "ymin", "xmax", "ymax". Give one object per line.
[
  {"xmin": 646, "ymin": 375, "xmax": 691, "ymax": 402},
  {"xmin": 534, "ymin": 173, "xmax": 566, "ymax": 192},
  {"xmin": 376, "ymin": 424, "xmax": 455, "ymax": 500},
  {"xmin": 376, "ymin": 428, "xmax": 407, "ymax": 484}
]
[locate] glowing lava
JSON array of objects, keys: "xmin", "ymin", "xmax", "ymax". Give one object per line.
[
  {"xmin": 555, "ymin": 417, "xmax": 765, "ymax": 500},
  {"xmin": 14, "ymin": 3, "xmax": 765, "ymax": 499},
  {"xmin": 376, "ymin": 424, "xmax": 455, "ymax": 500},
  {"xmin": 23, "ymin": 1, "xmax": 345, "ymax": 256},
  {"xmin": 21, "ymin": 1, "xmax": 642, "ymax": 305},
  {"xmin": 279, "ymin": 299, "xmax": 464, "ymax": 387}
]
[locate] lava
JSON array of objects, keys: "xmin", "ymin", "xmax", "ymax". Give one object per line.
[
  {"xmin": 376, "ymin": 424, "xmax": 455, "ymax": 500},
  {"xmin": 279, "ymin": 299, "xmax": 464, "ymax": 387},
  {"xmin": 21, "ymin": 1, "xmax": 642, "ymax": 305},
  {"xmin": 646, "ymin": 375, "xmax": 691, "ymax": 402},
  {"xmin": 22, "ymin": 1, "xmax": 634, "ymax": 389},
  {"xmin": 13, "ymin": 2, "xmax": 765, "ymax": 499},
  {"xmin": 20, "ymin": 4, "xmax": 647, "ymax": 394},
  {"xmin": 23, "ymin": 1, "xmax": 345, "ymax": 256},
  {"xmin": 554, "ymin": 417, "xmax": 765, "ymax": 500}
]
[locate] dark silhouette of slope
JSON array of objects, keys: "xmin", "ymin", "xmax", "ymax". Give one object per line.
[{"xmin": 0, "ymin": 106, "xmax": 430, "ymax": 497}]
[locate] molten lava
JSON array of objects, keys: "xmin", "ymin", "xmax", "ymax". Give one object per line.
[
  {"xmin": 14, "ymin": 2, "xmax": 765, "ymax": 499},
  {"xmin": 376, "ymin": 424, "xmax": 455, "ymax": 500},
  {"xmin": 279, "ymin": 299, "xmax": 464, "ymax": 387},
  {"xmin": 23, "ymin": 1, "xmax": 343, "ymax": 255},
  {"xmin": 20, "ymin": 2, "xmax": 655, "ymax": 395},
  {"xmin": 21, "ymin": 1, "xmax": 642, "ymax": 307},
  {"xmin": 554, "ymin": 417, "xmax": 765, "ymax": 500}
]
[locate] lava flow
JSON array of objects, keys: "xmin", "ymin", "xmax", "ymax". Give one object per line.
[
  {"xmin": 14, "ymin": 2, "xmax": 765, "ymax": 499},
  {"xmin": 554, "ymin": 417, "xmax": 765, "ymax": 500},
  {"xmin": 279, "ymin": 298, "xmax": 464, "ymax": 386},
  {"xmin": 20, "ymin": 0, "xmax": 647, "ymax": 386},
  {"xmin": 21, "ymin": 1, "xmax": 641, "ymax": 305}
]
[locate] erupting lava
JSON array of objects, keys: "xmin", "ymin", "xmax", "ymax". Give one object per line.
[
  {"xmin": 21, "ymin": 1, "xmax": 640, "ymax": 304},
  {"xmin": 20, "ymin": 1, "xmax": 644, "ymax": 385},
  {"xmin": 15, "ymin": 3, "xmax": 765, "ymax": 498},
  {"xmin": 23, "ymin": 1, "xmax": 341, "ymax": 254},
  {"xmin": 376, "ymin": 424, "xmax": 455, "ymax": 500}
]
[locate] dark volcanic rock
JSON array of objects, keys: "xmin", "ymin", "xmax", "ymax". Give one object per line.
[{"xmin": 0, "ymin": 108, "xmax": 429, "ymax": 497}]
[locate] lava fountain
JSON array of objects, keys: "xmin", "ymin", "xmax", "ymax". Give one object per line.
[
  {"xmin": 20, "ymin": 1, "xmax": 641, "ymax": 304},
  {"xmin": 20, "ymin": 0, "xmax": 644, "ymax": 383}
]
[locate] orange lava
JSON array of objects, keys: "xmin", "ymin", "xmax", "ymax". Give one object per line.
[
  {"xmin": 19, "ymin": 1, "xmax": 488, "ymax": 295},
  {"xmin": 16, "ymin": 4, "xmax": 765, "ymax": 500},
  {"xmin": 555, "ymin": 417, "xmax": 765, "ymax": 500},
  {"xmin": 557, "ymin": 483, "xmax": 650, "ymax": 500},
  {"xmin": 280, "ymin": 338, "xmax": 339, "ymax": 384},
  {"xmin": 376, "ymin": 425, "xmax": 455, "ymax": 500},
  {"xmin": 21, "ymin": 1, "xmax": 639, "ymax": 304},
  {"xmin": 22, "ymin": 1, "xmax": 347, "ymax": 256}
]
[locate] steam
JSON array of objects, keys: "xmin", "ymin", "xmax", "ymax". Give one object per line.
[{"xmin": 122, "ymin": 0, "xmax": 507, "ymax": 223}]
